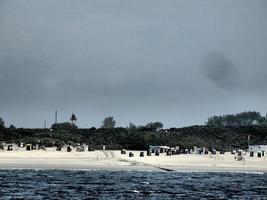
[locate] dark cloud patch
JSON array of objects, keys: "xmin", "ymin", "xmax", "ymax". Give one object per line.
[{"xmin": 201, "ymin": 52, "xmax": 239, "ymax": 90}]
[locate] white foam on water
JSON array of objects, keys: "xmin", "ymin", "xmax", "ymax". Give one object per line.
[
  {"xmin": 141, "ymin": 181, "xmax": 150, "ymax": 185},
  {"xmin": 233, "ymin": 171, "xmax": 265, "ymax": 175},
  {"xmin": 131, "ymin": 190, "xmax": 140, "ymax": 193},
  {"xmin": 172, "ymin": 169, "xmax": 266, "ymax": 175}
]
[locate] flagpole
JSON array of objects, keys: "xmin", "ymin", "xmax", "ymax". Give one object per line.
[
  {"xmin": 248, "ymin": 135, "xmax": 250, "ymax": 150},
  {"xmin": 55, "ymin": 109, "xmax": 58, "ymax": 124}
]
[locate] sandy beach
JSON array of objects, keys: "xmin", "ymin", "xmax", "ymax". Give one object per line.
[{"xmin": 0, "ymin": 148, "xmax": 266, "ymax": 173}]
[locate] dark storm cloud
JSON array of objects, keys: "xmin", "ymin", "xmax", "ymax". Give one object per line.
[
  {"xmin": 201, "ymin": 52, "xmax": 238, "ymax": 90},
  {"xmin": 0, "ymin": 0, "xmax": 267, "ymax": 128}
]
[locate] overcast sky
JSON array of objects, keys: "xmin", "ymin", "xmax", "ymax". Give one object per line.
[{"xmin": 0, "ymin": 0, "xmax": 267, "ymax": 128}]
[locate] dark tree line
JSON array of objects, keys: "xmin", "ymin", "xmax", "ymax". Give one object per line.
[
  {"xmin": 1, "ymin": 111, "xmax": 267, "ymax": 150},
  {"xmin": 0, "ymin": 124, "xmax": 266, "ymax": 150},
  {"xmin": 0, "ymin": 117, "xmax": 4, "ymax": 129},
  {"xmin": 51, "ymin": 122, "xmax": 78, "ymax": 130},
  {"xmin": 207, "ymin": 111, "xmax": 267, "ymax": 126}
]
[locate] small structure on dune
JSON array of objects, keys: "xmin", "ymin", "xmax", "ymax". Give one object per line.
[
  {"xmin": 76, "ymin": 146, "xmax": 85, "ymax": 152},
  {"xmin": 193, "ymin": 146, "xmax": 203, "ymax": 154},
  {"xmin": 121, "ymin": 149, "xmax": 126, "ymax": 154},
  {"xmin": 249, "ymin": 145, "xmax": 267, "ymax": 158},
  {"xmin": 204, "ymin": 148, "xmax": 209, "ymax": 154},
  {"xmin": 25, "ymin": 144, "xmax": 38, "ymax": 151},
  {"xmin": 235, "ymin": 149, "xmax": 245, "ymax": 161},
  {"xmin": 210, "ymin": 148, "xmax": 217, "ymax": 155},
  {"xmin": 39, "ymin": 146, "xmax": 46, "ymax": 150},
  {"xmin": 32, "ymin": 144, "xmax": 37, "ymax": 150},
  {"xmin": 26, "ymin": 144, "xmax": 32, "ymax": 151},
  {"xmin": 231, "ymin": 149, "xmax": 237, "ymax": 154},
  {"xmin": 149, "ymin": 145, "xmax": 170, "ymax": 154},
  {"xmin": 184, "ymin": 149, "xmax": 189, "ymax": 154},
  {"xmin": 88, "ymin": 146, "xmax": 95, "ymax": 151},
  {"xmin": 166, "ymin": 149, "xmax": 172, "ymax": 156},
  {"xmin": 67, "ymin": 146, "xmax": 72, "ymax": 152},
  {"xmin": 173, "ymin": 146, "xmax": 180, "ymax": 154},
  {"xmin": 7, "ymin": 144, "xmax": 13, "ymax": 151}
]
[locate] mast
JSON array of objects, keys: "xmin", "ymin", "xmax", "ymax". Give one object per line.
[{"xmin": 55, "ymin": 109, "xmax": 58, "ymax": 124}]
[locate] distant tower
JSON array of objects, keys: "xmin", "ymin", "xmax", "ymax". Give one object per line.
[
  {"xmin": 70, "ymin": 113, "xmax": 77, "ymax": 126},
  {"xmin": 55, "ymin": 109, "xmax": 58, "ymax": 124}
]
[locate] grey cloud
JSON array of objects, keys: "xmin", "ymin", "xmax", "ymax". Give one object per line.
[{"xmin": 201, "ymin": 52, "xmax": 238, "ymax": 90}]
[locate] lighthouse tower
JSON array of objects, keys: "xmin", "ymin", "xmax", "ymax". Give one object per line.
[{"xmin": 70, "ymin": 113, "xmax": 77, "ymax": 126}]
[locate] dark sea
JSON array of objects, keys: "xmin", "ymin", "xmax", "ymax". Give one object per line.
[{"xmin": 0, "ymin": 170, "xmax": 266, "ymax": 200}]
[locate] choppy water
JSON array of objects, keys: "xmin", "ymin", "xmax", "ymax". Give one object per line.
[{"xmin": 0, "ymin": 170, "xmax": 266, "ymax": 200}]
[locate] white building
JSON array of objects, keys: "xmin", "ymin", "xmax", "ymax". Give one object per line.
[
  {"xmin": 248, "ymin": 145, "xmax": 267, "ymax": 157},
  {"xmin": 149, "ymin": 145, "xmax": 170, "ymax": 153}
]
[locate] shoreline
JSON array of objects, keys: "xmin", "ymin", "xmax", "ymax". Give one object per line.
[
  {"xmin": 0, "ymin": 150, "xmax": 266, "ymax": 173},
  {"xmin": 0, "ymin": 165, "xmax": 266, "ymax": 174}
]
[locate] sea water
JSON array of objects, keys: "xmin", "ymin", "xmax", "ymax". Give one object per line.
[{"xmin": 0, "ymin": 170, "xmax": 266, "ymax": 199}]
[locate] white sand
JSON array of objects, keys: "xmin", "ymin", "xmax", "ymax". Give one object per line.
[
  {"xmin": 115, "ymin": 151, "xmax": 267, "ymax": 172},
  {"xmin": 0, "ymin": 149, "xmax": 266, "ymax": 172}
]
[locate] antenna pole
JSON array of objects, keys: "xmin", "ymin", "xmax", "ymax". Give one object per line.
[{"xmin": 55, "ymin": 109, "xmax": 58, "ymax": 124}]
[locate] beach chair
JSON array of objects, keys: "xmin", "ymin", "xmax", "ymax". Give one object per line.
[
  {"xmin": 67, "ymin": 146, "xmax": 72, "ymax": 152},
  {"xmin": 166, "ymin": 150, "xmax": 172, "ymax": 156},
  {"xmin": 26, "ymin": 144, "xmax": 32, "ymax": 151},
  {"xmin": 88, "ymin": 146, "xmax": 95, "ymax": 151},
  {"xmin": 7, "ymin": 145, "xmax": 13, "ymax": 151}
]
